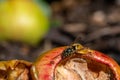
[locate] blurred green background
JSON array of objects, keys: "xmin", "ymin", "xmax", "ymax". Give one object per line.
[{"xmin": 0, "ymin": 0, "xmax": 51, "ymax": 46}]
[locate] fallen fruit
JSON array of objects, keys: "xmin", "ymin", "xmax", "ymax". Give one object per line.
[
  {"xmin": 0, "ymin": 60, "xmax": 32, "ymax": 80},
  {"xmin": 0, "ymin": 0, "xmax": 50, "ymax": 45},
  {"xmin": 0, "ymin": 43, "xmax": 119, "ymax": 80},
  {"xmin": 31, "ymin": 43, "xmax": 120, "ymax": 80},
  {"xmin": 31, "ymin": 47, "xmax": 65, "ymax": 80}
]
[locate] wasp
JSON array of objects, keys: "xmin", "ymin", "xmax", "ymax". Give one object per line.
[{"xmin": 61, "ymin": 43, "xmax": 90, "ymax": 59}]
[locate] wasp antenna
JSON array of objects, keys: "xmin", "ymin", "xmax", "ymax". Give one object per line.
[{"xmin": 73, "ymin": 35, "xmax": 86, "ymax": 45}]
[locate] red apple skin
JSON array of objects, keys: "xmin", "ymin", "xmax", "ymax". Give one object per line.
[
  {"xmin": 88, "ymin": 50, "xmax": 120, "ymax": 80},
  {"xmin": 31, "ymin": 47, "xmax": 66, "ymax": 80},
  {"xmin": 31, "ymin": 46, "xmax": 120, "ymax": 80}
]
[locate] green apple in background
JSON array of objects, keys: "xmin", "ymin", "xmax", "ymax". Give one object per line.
[{"xmin": 0, "ymin": 0, "xmax": 50, "ymax": 46}]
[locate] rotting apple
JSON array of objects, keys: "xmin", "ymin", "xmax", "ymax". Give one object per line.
[
  {"xmin": 31, "ymin": 47, "xmax": 65, "ymax": 80},
  {"xmin": 31, "ymin": 43, "xmax": 120, "ymax": 80},
  {"xmin": 0, "ymin": 60, "xmax": 32, "ymax": 80}
]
